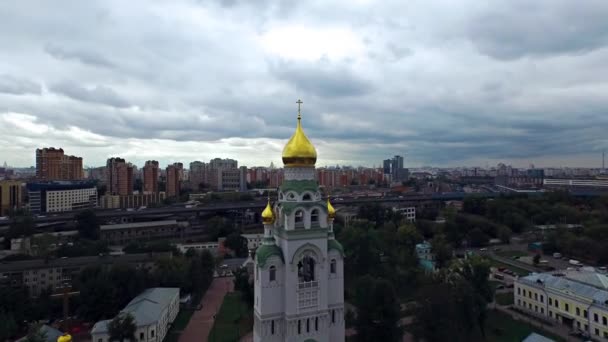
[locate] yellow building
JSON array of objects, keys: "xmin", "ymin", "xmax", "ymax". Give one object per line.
[
  {"xmin": 0, "ymin": 180, "xmax": 22, "ymax": 216},
  {"xmin": 515, "ymin": 269, "xmax": 608, "ymax": 340}
]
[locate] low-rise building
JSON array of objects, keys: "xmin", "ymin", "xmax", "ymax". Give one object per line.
[
  {"xmin": 515, "ymin": 268, "xmax": 608, "ymax": 340},
  {"xmin": 415, "ymin": 241, "xmax": 436, "ymax": 273},
  {"xmin": 91, "ymin": 287, "xmax": 180, "ymax": 342},
  {"xmin": 242, "ymin": 233, "xmax": 264, "ymax": 250},
  {"xmin": 99, "ymin": 192, "xmax": 166, "ymax": 209},
  {"xmin": 175, "ymin": 242, "xmax": 220, "ymax": 256},
  {"xmin": 27, "ymin": 181, "xmax": 97, "ymax": 214},
  {"xmin": 0, "ymin": 253, "xmax": 164, "ymax": 297},
  {"xmin": 393, "ymin": 206, "xmax": 416, "ymax": 222},
  {"xmin": 100, "ymin": 220, "xmax": 189, "ymax": 244}
]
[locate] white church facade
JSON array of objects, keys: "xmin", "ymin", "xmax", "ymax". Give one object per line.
[{"xmin": 253, "ymin": 100, "xmax": 345, "ymax": 342}]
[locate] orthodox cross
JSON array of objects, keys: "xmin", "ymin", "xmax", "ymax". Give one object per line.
[{"xmin": 296, "ymin": 99, "xmax": 303, "ymax": 119}]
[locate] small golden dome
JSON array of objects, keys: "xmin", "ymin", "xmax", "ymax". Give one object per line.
[
  {"xmin": 327, "ymin": 198, "xmax": 336, "ymax": 219},
  {"xmin": 57, "ymin": 334, "xmax": 72, "ymax": 342},
  {"xmin": 282, "ymin": 101, "xmax": 317, "ymax": 167},
  {"xmin": 262, "ymin": 200, "xmax": 274, "ymax": 224}
]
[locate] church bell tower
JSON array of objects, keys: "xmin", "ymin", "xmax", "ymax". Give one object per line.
[{"xmin": 253, "ymin": 100, "xmax": 345, "ymax": 342}]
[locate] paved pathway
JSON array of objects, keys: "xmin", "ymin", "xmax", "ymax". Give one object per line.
[{"xmin": 179, "ymin": 277, "xmax": 234, "ymax": 342}]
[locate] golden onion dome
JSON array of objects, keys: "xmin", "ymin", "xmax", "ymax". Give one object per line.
[
  {"xmin": 282, "ymin": 101, "xmax": 317, "ymax": 167},
  {"xmin": 261, "ymin": 200, "xmax": 274, "ymax": 224},
  {"xmin": 57, "ymin": 334, "xmax": 72, "ymax": 342},
  {"xmin": 327, "ymin": 198, "xmax": 336, "ymax": 219}
]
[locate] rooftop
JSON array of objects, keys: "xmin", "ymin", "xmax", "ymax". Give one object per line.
[
  {"xmin": 519, "ymin": 269, "xmax": 608, "ymax": 306},
  {"xmin": 92, "ymin": 287, "xmax": 179, "ymax": 333},
  {"xmin": 522, "ymin": 332, "xmax": 555, "ymax": 342},
  {"xmin": 0, "ymin": 253, "xmax": 163, "ymax": 273}
]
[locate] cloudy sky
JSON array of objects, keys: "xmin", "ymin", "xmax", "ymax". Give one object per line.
[{"xmin": 1, "ymin": 0, "xmax": 608, "ymax": 169}]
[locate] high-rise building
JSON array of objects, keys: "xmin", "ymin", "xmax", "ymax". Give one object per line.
[
  {"xmin": 36, "ymin": 148, "xmax": 83, "ymax": 180},
  {"xmin": 106, "ymin": 158, "xmax": 133, "ymax": 196},
  {"xmin": 166, "ymin": 163, "xmax": 183, "ymax": 198},
  {"xmin": 208, "ymin": 158, "xmax": 239, "ymax": 191},
  {"xmin": 0, "ymin": 180, "xmax": 22, "ymax": 216},
  {"xmin": 253, "ymin": 103, "xmax": 345, "ymax": 342},
  {"xmin": 143, "ymin": 160, "xmax": 159, "ymax": 194},
  {"xmin": 189, "ymin": 161, "xmax": 208, "ymax": 191},
  {"xmin": 383, "ymin": 159, "xmax": 392, "ymax": 175}
]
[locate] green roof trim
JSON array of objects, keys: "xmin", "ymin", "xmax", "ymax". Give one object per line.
[
  {"xmin": 328, "ymin": 239, "xmax": 345, "ymax": 257},
  {"xmin": 280, "ymin": 179, "xmax": 318, "ymax": 194},
  {"xmin": 255, "ymin": 244, "xmax": 284, "ymax": 267},
  {"xmin": 279, "ymin": 201, "xmax": 326, "ymax": 215}
]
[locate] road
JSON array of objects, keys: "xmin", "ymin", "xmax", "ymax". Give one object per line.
[
  {"xmin": 179, "ymin": 277, "xmax": 234, "ymax": 342},
  {"xmin": 26, "ymin": 192, "xmax": 502, "ymax": 224}
]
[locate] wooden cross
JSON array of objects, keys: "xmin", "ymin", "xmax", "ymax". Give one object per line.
[{"xmin": 51, "ymin": 281, "xmax": 80, "ymax": 332}]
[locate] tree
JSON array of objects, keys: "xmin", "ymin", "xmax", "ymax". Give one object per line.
[
  {"xmin": 533, "ymin": 254, "xmax": 541, "ymax": 266},
  {"xmin": 75, "ymin": 209, "xmax": 100, "ymax": 240},
  {"xmin": 108, "ymin": 313, "xmax": 137, "ymax": 342},
  {"xmin": 225, "ymin": 232, "xmax": 248, "ymax": 257},
  {"xmin": 24, "ymin": 324, "xmax": 47, "ymax": 342},
  {"xmin": 354, "ymin": 276, "xmax": 402, "ymax": 342},
  {"xmin": 0, "ymin": 311, "xmax": 17, "ymax": 341},
  {"xmin": 413, "ymin": 280, "xmax": 482, "ymax": 342},
  {"xmin": 233, "ymin": 267, "xmax": 254, "ymax": 305},
  {"xmin": 431, "ymin": 234, "xmax": 453, "ymax": 269},
  {"xmin": 4, "ymin": 209, "xmax": 35, "ymax": 249}
]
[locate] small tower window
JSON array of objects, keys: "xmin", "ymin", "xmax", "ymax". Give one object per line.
[
  {"xmin": 295, "ymin": 210, "xmax": 304, "ymax": 226},
  {"xmin": 315, "ymin": 317, "xmax": 319, "ymax": 331},
  {"xmin": 269, "ymin": 266, "xmax": 276, "ymax": 282},
  {"xmin": 303, "ymin": 193, "xmax": 311, "ymax": 200},
  {"xmin": 311, "ymin": 209, "xmax": 319, "ymax": 223},
  {"xmin": 298, "ymin": 320, "xmax": 301, "ymax": 334},
  {"xmin": 306, "ymin": 318, "xmax": 310, "ymax": 332},
  {"xmin": 271, "ymin": 320, "xmax": 275, "ymax": 335},
  {"xmin": 330, "ymin": 259, "xmax": 337, "ymax": 274},
  {"xmin": 298, "ymin": 256, "xmax": 315, "ymax": 282},
  {"xmin": 332, "ymin": 309, "xmax": 336, "ymax": 323}
]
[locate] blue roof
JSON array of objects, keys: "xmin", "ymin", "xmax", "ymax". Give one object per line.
[
  {"xmin": 522, "ymin": 332, "xmax": 555, "ymax": 342},
  {"xmin": 92, "ymin": 287, "xmax": 179, "ymax": 333}
]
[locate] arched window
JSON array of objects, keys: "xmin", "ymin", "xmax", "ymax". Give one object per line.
[
  {"xmin": 269, "ymin": 266, "xmax": 276, "ymax": 282},
  {"xmin": 315, "ymin": 317, "xmax": 319, "ymax": 331},
  {"xmin": 298, "ymin": 256, "xmax": 315, "ymax": 282},
  {"xmin": 298, "ymin": 320, "xmax": 301, "ymax": 334},
  {"xmin": 330, "ymin": 259, "xmax": 337, "ymax": 274},
  {"xmin": 303, "ymin": 193, "xmax": 311, "ymax": 200},
  {"xmin": 311, "ymin": 209, "xmax": 319, "ymax": 223},
  {"xmin": 306, "ymin": 318, "xmax": 310, "ymax": 332},
  {"xmin": 332, "ymin": 310, "xmax": 336, "ymax": 323},
  {"xmin": 271, "ymin": 320, "xmax": 275, "ymax": 335},
  {"xmin": 294, "ymin": 210, "xmax": 304, "ymax": 227}
]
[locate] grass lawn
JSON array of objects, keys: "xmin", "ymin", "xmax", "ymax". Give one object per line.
[
  {"xmin": 164, "ymin": 309, "xmax": 195, "ymax": 342},
  {"xmin": 495, "ymin": 292, "xmax": 514, "ymax": 306},
  {"xmin": 485, "ymin": 310, "xmax": 565, "ymax": 342},
  {"xmin": 488, "ymin": 259, "xmax": 530, "ymax": 276},
  {"xmin": 208, "ymin": 292, "xmax": 253, "ymax": 342},
  {"xmin": 496, "ymin": 250, "xmax": 529, "ymax": 258}
]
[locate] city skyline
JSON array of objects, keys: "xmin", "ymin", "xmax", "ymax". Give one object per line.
[{"xmin": 2, "ymin": 1, "xmax": 608, "ymax": 168}]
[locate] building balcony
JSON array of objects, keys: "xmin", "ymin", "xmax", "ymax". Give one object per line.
[{"xmin": 298, "ymin": 281, "xmax": 318, "ymax": 290}]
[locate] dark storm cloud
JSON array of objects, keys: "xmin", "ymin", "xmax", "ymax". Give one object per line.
[
  {"xmin": 44, "ymin": 44, "xmax": 115, "ymax": 68},
  {"xmin": 50, "ymin": 81, "xmax": 130, "ymax": 108},
  {"xmin": 270, "ymin": 60, "xmax": 373, "ymax": 97},
  {"xmin": 468, "ymin": 1, "xmax": 608, "ymax": 60},
  {"xmin": 0, "ymin": 75, "xmax": 41, "ymax": 95},
  {"xmin": 1, "ymin": 0, "xmax": 608, "ymax": 167}
]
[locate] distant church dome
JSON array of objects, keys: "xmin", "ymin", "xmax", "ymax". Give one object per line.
[{"xmin": 282, "ymin": 100, "xmax": 317, "ymax": 168}]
